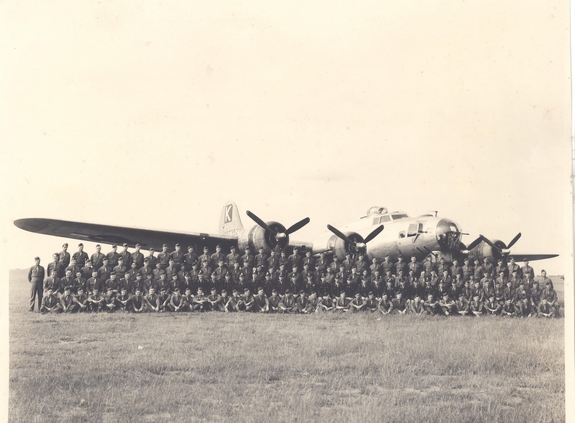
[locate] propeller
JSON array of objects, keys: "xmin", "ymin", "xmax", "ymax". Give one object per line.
[
  {"xmin": 465, "ymin": 236, "xmax": 483, "ymax": 251},
  {"xmin": 327, "ymin": 224, "xmax": 384, "ymax": 254},
  {"xmin": 246, "ymin": 210, "xmax": 310, "ymax": 243},
  {"xmin": 479, "ymin": 233, "xmax": 522, "ymax": 255}
]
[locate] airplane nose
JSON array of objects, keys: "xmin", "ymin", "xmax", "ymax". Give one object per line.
[{"xmin": 436, "ymin": 219, "xmax": 462, "ymax": 251}]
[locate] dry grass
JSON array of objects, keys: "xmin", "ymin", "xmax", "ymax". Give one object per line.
[{"xmin": 9, "ymin": 270, "xmax": 564, "ymax": 423}]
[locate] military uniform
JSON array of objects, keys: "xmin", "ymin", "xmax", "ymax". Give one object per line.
[
  {"xmin": 170, "ymin": 245, "xmax": 185, "ymax": 270},
  {"xmin": 47, "ymin": 257, "xmax": 65, "ymax": 278},
  {"xmin": 91, "ymin": 249, "xmax": 106, "ymax": 269},
  {"xmin": 28, "ymin": 260, "xmax": 45, "ymax": 311},
  {"xmin": 72, "ymin": 248, "xmax": 89, "ymax": 268},
  {"xmin": 157, "ymin": 246, "xmax": 171, "ymax": 270},
  {"xmin": 41, "ymin": 290, "xmax": 62, "ymax": 313},
  {"xmin": 184, "ymin": 247, "xmax": 199, "ymax": 270},
  {"xmin": 60, "ymin": 290, "xmax": 75, "ymax": 312},
  {"xmin": 106, "ymin": 247, "xmax": 120, "ymax": 268},
  {"xmin": 59, "ymin": 245, "xmax": 71, "ymax": 269},
  {"xmin": 118, "ymin": 245, "xmax": 132, "ymax": 268},
  {"xmin": 72, "ymin": 290, "xmax": 89, "ymax": 312},
  {"xmin": 87, "ymin": 290, "xmax": 105, "ymax": 312},
  {"xmin": 131, "ymin": 246, "xmax": 145, "ymax": 269}
]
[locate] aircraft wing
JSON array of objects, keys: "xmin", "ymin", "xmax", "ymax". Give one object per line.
[
  {"xmin": 14, "ymin": 218, "xmax": 238, "ymax": 251},
  {"xmin": 509, "ymin": 253, "xmax": 559, "ymax": 262}
]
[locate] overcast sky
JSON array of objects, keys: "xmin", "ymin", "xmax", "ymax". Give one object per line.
[{"xmin": 1, "ymin": 0, "xmax": 571, "ymax": 276}]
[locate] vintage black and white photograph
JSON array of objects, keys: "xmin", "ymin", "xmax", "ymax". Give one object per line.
[{"xmin": 1, "ymin": 1, "xmax": 572, "ymax": 422}]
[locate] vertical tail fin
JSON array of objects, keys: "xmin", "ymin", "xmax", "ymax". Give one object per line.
[{"xmin": 219, "ymin": 201, "xmax": 244, "ymax": 236}]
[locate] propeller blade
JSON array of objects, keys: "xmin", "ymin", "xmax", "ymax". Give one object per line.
[
  {"xmin": 507, "ymin": 232, "xmax": 522, "ymax": 249},
  {"xmin": 246, "ymin": 211, "xmax": 275, "ymax": 233},
  {"xmin": 285, "ymin": 217, "xmax": 311, "ymax": 235},
  {"xmin": 364, "ymin": 225, "xmax": 384, "ymax": 244},
  {"xmin": 327, "ymin": 224, "xmax": 354, "ymax": 244},
  {"xmin": 466, "ymin": 236, "xmax": 483, "ymax": 251},
  {"xmin": 479, "ymin": 235, "xmax": 500, "ymax": 251}
]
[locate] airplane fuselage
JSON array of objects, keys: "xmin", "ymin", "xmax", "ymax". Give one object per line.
[{"xmin": 311, "ymin": 207, "xmax": 463, "ymax": 261}]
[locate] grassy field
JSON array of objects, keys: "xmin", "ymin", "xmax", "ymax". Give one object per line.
[{"xmin": 9, "ymin": 270, "xmax": 565, "ymax": 423}]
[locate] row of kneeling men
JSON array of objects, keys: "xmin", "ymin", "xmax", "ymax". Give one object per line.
[{"xmin": 38, "ymin": 285, "xmax": 560, "ymax": 318}]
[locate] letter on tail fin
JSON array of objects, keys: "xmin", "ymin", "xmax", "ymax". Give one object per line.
[{"xmin": 219, "ymin": 202, "xmax": 244, "ymax": 236}]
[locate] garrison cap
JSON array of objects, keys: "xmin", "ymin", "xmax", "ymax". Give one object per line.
[
  {"xmin": 150, "ymin": 248, "xmax": 155, "ymax": 251},
  {"xmin": 285, "ymin": 289, "xmax": 291, "ymax": 294},
  {"xmin": 232, "ymin": 289, "xmax": 238, "ymax": 293},
  {"xmin": 77, "ymin": 286, "xmax": 84, "ymax": 291},
  {"xmin": 135, "ymin": 243, "xmax": 141, "ymax": 247},
  {"xmin": 187, "ymin": 245, "xmax": 193, "ymax": 249},
  {"xmin": 175, "ymin": 243, "xmax": 180, "ymax": 247},
  {"xmin": 123, "ymin": 243, "xmax": 128, "ymax": 247},
  {"xmin": 211, "ymin": 287, "xmax": 217, "ymax": 291},
  {"xmin": 34, "ymin": 256, "xmax": 40, "ymax": 260},
  {"xmin": 204, "ymin": 246, "xmax": 209, "ymax": 250},
  {"xmin": 78, "ymin": 243, "xmax": 84, "ymax": 247},
  {"xmin": 163, "ymin": 244, "xmax": 168, "ymax": 248},
  {"xmin": 64, "ymin": 286, "xmax": 71, "ymax": 291},
  {"xmin": 62, "ymin": 243, "xmax": 68, "ymax": 247},
  {"xmin": 272, "ymin": 289, "xmax": 277, "ymax": 293},
  {"xmin": 96, "ymin": 244, "xmax": 101, "ymax": 247},
  {"xmin": 216, "ymin": 244, "xmax": 221, "ymax": 248},
  {"xmin": 523, "ymin": 258, "xmax": 528, "ymax": 262},
  {"xmin": 110, "ymin": 272, "xmax": 116, "ymax": 276}
]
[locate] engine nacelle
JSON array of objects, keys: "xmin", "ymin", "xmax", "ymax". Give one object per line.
[
  {"xmin": 326, "ymin": 231, "xmax": 366, "ymax": 261},
  {"xmin": 466, "ymin": 239, "xmax": 506, "ymax": 264},
  {"xmin": 237, "ymin": 221, "xmax": 289, "ymax": 253}
]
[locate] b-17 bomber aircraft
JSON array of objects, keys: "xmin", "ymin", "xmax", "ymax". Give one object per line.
[{"xmin": 14, "ymin": 201, "xmax": 558, "ymax": 264}]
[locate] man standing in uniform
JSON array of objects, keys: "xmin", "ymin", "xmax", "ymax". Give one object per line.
[
  {"xmin": 106, "ymin": 245, "xmax": 120, "ymax": 268},
  {"xmin": 170, "ymin": 243, "xmax": 185, "ymax": 271},
  {"xmin": 59, "ymin": 243, "xmax": 71, "ymax": 269},
  {"xmin": 28, "ymin": 257, "xmax": 45, "ymax": 312},
  {"xmin": 226, "ymin": 246, "xmax": 239, "ymax": 270},
  {"xmin": 47, "ymin": 253, "xmax": 64, "ymax": 278},
  {"xmin": 208, "ymin": 245, "xmax": 224, "ymax": 269},
  {"xmin": 288, "ymin": 247, "xmax": 302, "ymax": 271},
  {"xmin": 91, "ymin": 244, "xmax": 106, "ymax": 269},
  {"xmin": 408, "ymin": 256, "xmax": 421, "ymax": 277},
  {"xmin": 146, "ymin": 248, "xmax": 158, "ymax": 269},
  {"xmin": 72, "ymin": 243, "xmax": 89, "ymax": 268},
  {"xmin": 98, "ymin": 257, "xmax": 113, "ymax": 283},
  {"xmin": 157, "ymin": 244, "xmax": 171, "ymax": 270},
  {"xmin": 507, "ymin": 258, "xmax": 522, "ymax": 280},
  {"xmin": 118, "ymin": 244, "xmax": 132, "ymax": 268},
  {"xmin": 185, "ymin": 246, "xmax": 199, "ymax": 270},
  {"xmin": 131, "ymin": 244, "xmax": 145, "ymax": 269}
]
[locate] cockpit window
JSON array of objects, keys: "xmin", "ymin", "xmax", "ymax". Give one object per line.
[
  {"xmin": 391, "ymin": 213, "xmax": 408, "ymax": 220},
  {"xmin": 372, "ymin": 215, "xmax": 391, "ymax": 225},
  {"xmin": 407, "ymin": 223, "xmax": 418, "ymax": 237}
]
